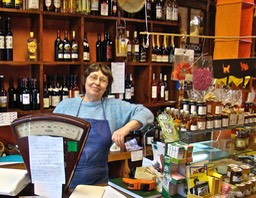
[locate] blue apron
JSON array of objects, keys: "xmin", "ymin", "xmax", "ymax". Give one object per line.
[{"xmin": 70, "ymin": 101, "xmax": 112, "ymax": 188}]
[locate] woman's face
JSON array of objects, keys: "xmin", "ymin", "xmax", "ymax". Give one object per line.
[{"xmin": 85, "ymin": 70, "xmax": 109, "ymax": 101}]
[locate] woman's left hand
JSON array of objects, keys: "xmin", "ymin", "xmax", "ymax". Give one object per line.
[{"xmin": 112, "ymin": 128, "xmax": 127, "ymax": 147}]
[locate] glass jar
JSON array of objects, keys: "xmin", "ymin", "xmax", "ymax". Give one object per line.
[
  {"xmin": 227, "ymin": 164, "xmax": 238, "ymax": 177},
  {"xmin": 240, "ymin": 164, "xmax": 251, "ymax": 181},
  {"xmin": 197, "ymin": 116, "xmax": 206, "ymax": 130},
  {"xmin": 180, "ymin": 99, "xmax": 189, "ymax": 112},
  {"xmin": 213, "ymin": 100, "xmax": 222, "ymax": 115},
  {"xmin": 197, "ymin": 101, "xmax": 207, "ymax": 116},
  {"xmin": 190, "ymin": 112, "xmax": 198, "ymax": 131},
  {"xmin": 213, "ymin": 115, "xmax": 222, "ymax": 129},
  {"xmin": 235, "ymin": 128, "xmax": 247, "ymax": 151},
  {"xmin": 189, "ymin": 99, "xmax": 197, "ymax": 114},
  {"xmin": 243, "ymin": 181, "xmax": 252, "ymax": 196},
  {"xmin": 235, "ymin": 183, "xmax": 246, "ymax": 197},
  {"xmin": 206, "ymin": 114, "xmax": 214, "ymax": 129},
  {"xmin": 221, "ymin": 113, "xmax": 229, "ymax": 128},
  {"xmin": 206, "ymin": 99, "xmax": 213, "ymax": 114},
  {"xmin": 230, "ymin": 167, "xmax": 242, "ymax": 184}
]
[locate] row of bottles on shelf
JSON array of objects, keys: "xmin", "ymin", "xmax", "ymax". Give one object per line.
[
  {"xmin": 41, "ymin": 0, "xmax": 179, "ymax": 22},
  {"xmin": 0, "ymin": 75, "xmax": 40, "ymax": 112},
  {"xmin": 43, "ymin": 74, "xmax": 79, "ymax": 109},
  {"xmin": 0, "ymin": 74, "xmax": 80, "ymax": 112},
  {"xmin": 55, "ymin": 30, "xmax": 80, "ymax": 62},
  {"xmin": 0, "ymin": 15, "xmax": 38, "ymax": 61},
  {"xmin": 0, "ymin": 0, "xmax": 37, "ymax": 9},
  {"xmin": 151, "ymin": 73, "xmax": 169, "ymax": 103},
  {"xmin": 0, "ymin": 0, "xmax": 179, "ymax": 22}
]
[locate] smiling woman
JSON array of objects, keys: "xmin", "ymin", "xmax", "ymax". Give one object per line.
[{"xmin": 53, "ymin": 63, "xmax": 154, "ymax": 187}]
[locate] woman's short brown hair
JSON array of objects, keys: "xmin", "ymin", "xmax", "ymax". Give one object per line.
[{"xmin": 83, "ymin": 63, "xmax": 114, "ymax": 97}]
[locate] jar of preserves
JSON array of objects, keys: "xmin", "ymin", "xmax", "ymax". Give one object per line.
[
  {"xmin": 190, "ymin": 112, "xmax": 198, "ymax": 131},
  {"xmin": 189, "ymin": 99, "xmax": 197, "ymax": 114},
  {"xmin": 221, "ymin": 113, "xmax": 229, "ymax": 128},
  {"xmin": 249, "ymin": 177, "xmax": 256, "ymax": 194},
  {"xmin": 206, "ymin": 114, "xmax": 214, "ymax": 129},
  {"xmin": 230, "ymin": 167, "xmax": 242, "ymax": 184},
  {"xmin": 197, "ymin": 101, "xmax": 207, "ymax": 116},
  {"xmin": 180, "ymin": 99, "xmax": 189, "ymax": 112},
  {"xmin": 197, "ymin": 116, "xmax": 206, "ymax": 130},
  {"xmin": 235, "ymin": 183, "xmax": 246, "ymax": 197},
  {"xmin": 243, "ymin": 181, "xmax": 252, "ymax": 196},
  {"xmin": 213, "ymin": 100, "xmax": 222, "ymax": 115},
  {"xmin": 235, "ymin": 128, "xmax": 247, "ymax": 151},
  {"xmin": 206, "ymin": 99, "xmax": 213, "ymax": 114},
  {"xmin": 240, "ymin": 164, "xmax": 251, "ymax": 181},
  {"xmin": 227, "ymin": 164, "xmax": 238, "ymax": 177},
  {"xmin": 213, "ymin": 115, "xmax": 222, "ymax": 129}
]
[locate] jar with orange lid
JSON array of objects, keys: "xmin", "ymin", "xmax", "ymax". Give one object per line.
[
  {"xmin": 197, "ymin": 101, "xmax": 207, "ymax": 116},
  {"xmin": 197, "ymin": 116, "xmax": 206, "ymax": 130}
]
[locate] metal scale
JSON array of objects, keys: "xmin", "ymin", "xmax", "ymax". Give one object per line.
[{"xmin": 10, "ymin": 113, "xmax": 91, "ymax": 197}]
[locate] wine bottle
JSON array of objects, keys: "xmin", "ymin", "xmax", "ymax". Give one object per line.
[
  {"xmin": 44, "ymin": 0, "xmax": 53, "ymax": 11},
  {"xmin": 99, "ymin": 0, "xmax": 109, "ymax": 16},
  {"xmin": 162, "ymin": 35, "xmax": 169, "ymax": 63},
  {"xmin": 53, "ymin": 0, "xmax": 61, "ymax": 12},
  {"xmin": 109, "ymin": 0, "xmax": 117, "ymax": 16},
  {"xmin": 47, "ymin": 75, "xmax": 53, "ymax": 107},
  {"xmin": 68, "ymin": 75, "xmax": 73, "ymax": 98},
  {"xmin": 71, "ymin": 30, "xmax": 78, "ymax": 61},
  {"xmin": 139, "ymin": 35, "xmax": 147, "ymax": 63},
  {"xmin": 51, "ymin": 75, "xmax": 60, "ymax": 107},
  {"xmin": 30, "ymin": 78, "xmax": 40, "ymax": 110},
  {"xmin": 96, "ymin": 33, "xmax": 102, "ymax": 62},
  {"xmin": 0, "ymin": 16, "xmax": 5, "ymax": 61},
  {"xmin": 15, "ymin": 78, "xmax": 22, "ymax": 109},
  {"xmin": 5, "ymin": 17, "xmax": 13, "ymax": 61},
  {"xmin": 169, "ymin": 35, "xmax": 175, "ymax": 62},
  {"xmin": 126, "ymin": 30, "xmax": 132, "ymax": 62},
  {"xmin": 101, "ymin": 31, "xmax": 107, "ymax": 61},
  {"xmin": 164, "ymin": 0, "xmax": 171, "ymax": 21},
  {"xmin": 132, "ymin": 31, "xmax": 139, "ymax": 62},
  {"xmin": 83, "ymin": 32, "xmax": 90, "ymax": 62},
  {"xmin": 54, "ymin": 30, "xmax": 63, "ymax": 61},
  {"xmin": 163, "ymin": 74, "xmax": 169, "ymax": 101},
  {"xmin": 151, "ymin": 73, "xmax": 158, "ymax": 103},
  {"xmin": 15, "ymin": 0, "xmax": 22, "ymax": 9},
  {"xmin": 130, "ymin": 73, "xmax": 134, "ymax": 102},
  {"xmin": 21, "ymin": 78, "xmax": 30, "ymax": 110},
  {"xmin": 69, "ymin": 0, "xmax": 77, "ymax": 13},
  {"xmin": 0, "ymin": 75, "xmax": 7, "ymax": 112},
  {"xmin": 8, "ymin": 77, "xmax": 16, "ymax": 109},
  {"xmin": 63, "ymin": 31, "xmax": 71, "ymax": 61},
  {"xmin": 90, "ymin": 0, "xmax": 99, "ymax": 15},
  {"xmin": 72, "ymin": 75, "xmax": 79, "ymax": 98},
  {"xmin": 146, "ymin": 0, "xmax": 152, "ymax": 19},
  {"xmin": 27, "ymin": 31, "xmax": 37, "ymax": 61},
  {"xmin": 151, "ymin": 35, "xmax": 157, "ymax": 62},
  {"xmin": 60, "ymin": 75, "xmax": 69, "ymax": 101},
  {"xmin": 151, "ymin": 0, "xmax": 156, "ymax": 20},
  {"xmin": 124, "ymin": 74, "xmax": 131, "ymax": 102},
  {"xmin": 43, "ymin": 74, "xmax": 50, "ymax": 109},
  {"xmin": 5, "ymin": 0, "xmax": 11, "ymax": 8},
  {"xmin": 106, "ymin": 31, "xmax": 113, "ymax": 62},
  {"xmin": 156, "ymin": 35, "xmax": 161, "ymax": 62},
  {"xmin": 155, "ymin": 0, "xmax": 163, "ymax": 20},
  {"xmin": 171, "ymin": 0, "xmax": 178, "ymax": 21},
  {"xmin": 158, "ymin": 73, "xmax": 164, "ymax": 102}
]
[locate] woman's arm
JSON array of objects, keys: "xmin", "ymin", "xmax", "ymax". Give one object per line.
[{"xmin": 111, "ymin": 120, "xmax": 142, "ymax": 147}]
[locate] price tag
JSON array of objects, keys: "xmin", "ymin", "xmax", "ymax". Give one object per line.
[{"xmin": 131, "ymin": 150, "xmax": 143, "ymax": 162}]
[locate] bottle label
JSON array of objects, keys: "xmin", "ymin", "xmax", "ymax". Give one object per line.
[
  {"xmin": 54, "ymin": 0, "xmax": 61, "ymax": 8},
  {"xmin": 125, "ymin": 88, "xmax": 131, "ymax": 100},
  {"xmin": 0, "ymin": 36, "xmax": 4, "ymax": 49},
  {"xmin": 45, "ymin": 0, "xmax": 51, "ymax": 7},
  {"xmin": 51, "ymin": 95, "xmax": 60, "ymax": 107},
  {"xmin": 106, "ymin": 45, "xmax": 112, "ymax": 60},
  {"xmin": 166, "ymin": 7, "xmax": 171, "ymax": 20},
  {"xmin": 0, "ymin": 96, "xmax": 7, "ymax": 108},
  {"xmin": 28, "ymin": 41, "xmax": 37, "ymax": 53},
  {"xmin": 83, "ymin": 52, "xmax": 90, "ymax": 61},
  {"xmin": 100, "ymin": 2, "xmax": 108, "ymax": 16},
  {"xmin": 160, "ymin": 85, "xmax": 164, "ymax": 98},
  {"xmin": 5, "ymin": 36, "xmax": 13, "ymax": 49},
  {"xmin": 156, "ymin": 5, "xmax": 162, "ymax": 19},
  {"xmin": 22, "ymin": 94, "xmax": 30, "ymax": 105},
  {"xmin": 91, "ymin": 0, "xmax": 99, "ymax": 11},
  {"xmin": 27, "ymin": 0, "xmax": 39, "ymax": 9},
  {"xmin": 172, "ymin": 8, "xmax": 178, "ymax": 21},
  {"xmin": 43, "ymin": 98, "xmax": 50, "ymax": 108},
  {"xmin": 152, "ymin": 86, "xmax": 157, "ymax": 99},
  {"xmin": 164, "ymin": 90, "xmax": 169, "ymax": 101}
]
